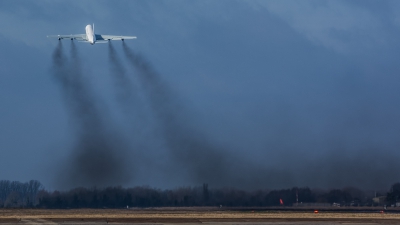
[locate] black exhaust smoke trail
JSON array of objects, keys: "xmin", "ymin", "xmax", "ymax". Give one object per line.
[
  {"xmin": 51, "ymin": 42, "xmax": 131, "ymax": 188},
  {"xmin": 107, "ymin": 42, "xmax": 150, "ymax": 165},
  {"xmin": 119, "ymin": 43, "xmax": 400, "ymax": 190},
  {"xmin": 108, "ymin": 42, "xmax": 135, "ymax": 104},
  {"xmin": 107, "ymin": 42, "xmax": 147, "ymax": 123},
  {"xmin": 121, "ymin": 44, "xmax": 299, "ymax": 189},
  {"xmin": 121, "ymin": 43, "xmax": 318, "ymax": 189},
  {"xmin": 122, "ymin": 43, "xmax": 234, "ymax": 186}
]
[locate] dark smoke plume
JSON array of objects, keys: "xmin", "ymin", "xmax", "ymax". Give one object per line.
[
  {"xmin": 122, "ymin": 43, "xmax": 237, "ymax": 186},
  {"xmin": 51, "ymin": 42, "xmax": 131, "ymax": 188},
  {"xmin": 107, "ymin": 42, "xmax": 150, "ymax": 124},
  {"xmin": 108, "ymin": 42, "xmax": 136, "ymax": 104},
  {"xmin": 49, "ymin": 41, "xmax": 400, "ymax": 190},
  {"xmin": 121, "ymin": 43, "xmax": 400, "ymax": 190},
  {"xmin": 121, "ymin": 44, "xmax": 299, "ymax": 188}
]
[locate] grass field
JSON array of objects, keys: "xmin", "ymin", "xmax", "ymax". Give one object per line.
[{"xmin": 0, "ymin": 208, "xmax": 399, "ymax": 223}]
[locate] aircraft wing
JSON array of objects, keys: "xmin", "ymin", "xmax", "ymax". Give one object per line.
[
  {"xmin": 95, "ymin": 34, "xmax": 137, "ymax": 41},
  {"xmin": 47, "ymin": 34, "xmax": 87, "ymax": 41}
]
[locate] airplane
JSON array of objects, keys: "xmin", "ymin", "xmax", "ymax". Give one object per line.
[{"xmin": 47, "ymin": 24, "xmax": 136, "ymax": 45}]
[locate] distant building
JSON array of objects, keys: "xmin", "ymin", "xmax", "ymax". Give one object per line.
[
  {"xmin": 373, "ymin": 196, "xmax": 386, "ymax": 205},
  {"xmin": 292, "ymin": 202, "xmax": 331, "ymax": 207}
]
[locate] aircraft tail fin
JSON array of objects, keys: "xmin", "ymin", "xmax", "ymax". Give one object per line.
[{"xmin": 93, "ymin": 23, "xmax": 94, "ymax": 34}]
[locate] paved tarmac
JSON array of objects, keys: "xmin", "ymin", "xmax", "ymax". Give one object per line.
[{"xmin": 1, "ymin": 221, "xmax": 395, "ymax": 225}]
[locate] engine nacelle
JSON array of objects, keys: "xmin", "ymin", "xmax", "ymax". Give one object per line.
[{"xmin": 58, "ymin": 38, "xmax": 61, "ymax": 40}]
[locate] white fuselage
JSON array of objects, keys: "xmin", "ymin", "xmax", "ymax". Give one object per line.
[{"xmin": 85, "ymin": 24, "xmax": 96, "ymax": 45}]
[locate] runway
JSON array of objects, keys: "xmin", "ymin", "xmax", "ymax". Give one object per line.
[
  {"xmin": 0, "ymin": 209, "xmax": 398, "ymax": 224},
  {"xmin": 2, "ymin": 221, "xmax": 396, "ymax": 225}
]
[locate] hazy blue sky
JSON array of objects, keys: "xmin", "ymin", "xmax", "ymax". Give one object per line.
[{"xmin": 1, "ymin": 0, "xmax": 400, "ymax": 190}]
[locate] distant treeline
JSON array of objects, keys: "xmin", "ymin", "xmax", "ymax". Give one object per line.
[
  {"xmin": 2, "ymin": 180, "xmax": 400, "ymax": 208},
  {"xmin": 34, "ymin": 185, "xmax": 370, "ymax": 208},
  {"xmin": 0, "ymin": 180, "xmax": 42, "ymax": 207}
]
